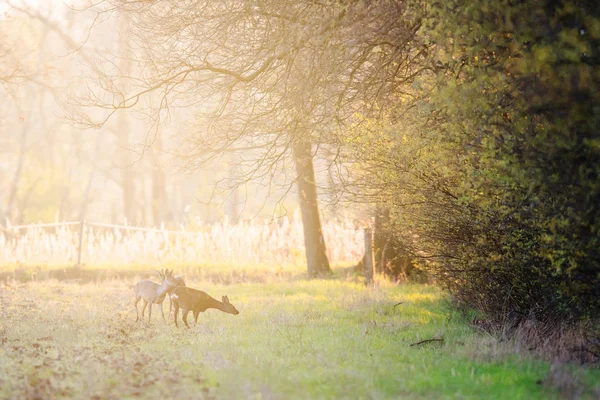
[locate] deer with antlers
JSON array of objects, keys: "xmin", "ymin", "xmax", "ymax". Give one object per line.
[{"xmin": 134, "ymin": 268, "xmax": 179, "ymax": 325}]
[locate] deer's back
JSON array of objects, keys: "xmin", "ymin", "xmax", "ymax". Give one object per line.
[
  {"xmin": 172, "ymin": 287, "xmax": 212, "ymax": 310},
  {"xmin": 174, "ymin": 276, "xmax": 186, "ymax": 288},
  {"xmin": 135, "ymin": 280, "xmax": 159, "ymax": 300}
]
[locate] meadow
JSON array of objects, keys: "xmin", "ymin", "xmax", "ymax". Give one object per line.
[{"xmin": 1, "ymin": 273, "xmax": 598, "ymax": 399}]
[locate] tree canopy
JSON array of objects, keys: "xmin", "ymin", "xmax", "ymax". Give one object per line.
[
  {"xmin": 67, "ymin": 0, "xmax": 600, "ymax": 320},
  {"xmin": 343, "ymin": 0, "xmax": 600, "ymax": 321}
]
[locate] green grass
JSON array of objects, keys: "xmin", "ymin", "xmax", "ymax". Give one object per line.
[{"xmin": 0, "ymin": 279, "xmax": 598, "ymax": 399}]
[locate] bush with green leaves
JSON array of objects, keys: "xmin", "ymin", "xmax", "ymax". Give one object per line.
[{"xmin": 345, "ymin": 0, "xmax": 599, "ymax": 322}]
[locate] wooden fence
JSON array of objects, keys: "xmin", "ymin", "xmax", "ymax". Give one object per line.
[{"xmin": 0, "ymin": 218, "xmax": 364, "ymax": 268}]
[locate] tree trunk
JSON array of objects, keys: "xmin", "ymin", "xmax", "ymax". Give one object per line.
[
  {"xmin": 374, "ymin": 205, "xmax": 414, "ymax": 281},
  {"xmin": 364, "ymin": 228, "xmax": 374, "ymax": 284},
  {"xmin": 292, "ymin": 138, "xmax": 332, "ymax": 278},
  {"xmin": 59, "ymin": 164, "xmax": 72, "ymax": 221},
  {"xmin": 374, "ymin": 205, "xmax": 392, "ymax": 274},
  {"xmin": 226, "ymin": 153, "xmax": 239, "ymax": 223},
  {"xmin": 80, "ymin": 133, "xmax": 102, "ymax": 220},
  {"xmin": 118, "ymin": 127, "xmax": 135, "ymax": 224},
  {"xmin": 118, "ymin": 13, "xmax": 135, "ymax": 225},
  {"xmin": 151, "ymin": 136, "xmax": 167, "ymax": 226},
  {"xmin": 4, "ymin": 116, "xmax": 29, "ymax": 222}
]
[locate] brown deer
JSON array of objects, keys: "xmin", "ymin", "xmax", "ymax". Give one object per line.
[
  {"xmin": 170, "ymin": 287, "xmax": 239, "ymax": 328},
  {"xmin": 167, "ymin": 275, "xmax": 186, "ymax": 321},
  {"xmin": 134, "ymin": 268, "xmax": 179, "ymax": 324}
]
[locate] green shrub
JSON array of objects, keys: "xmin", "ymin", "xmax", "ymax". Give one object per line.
[{"xmin": 346, "ymin": 0, "xmax": 600, "ymax": 321}]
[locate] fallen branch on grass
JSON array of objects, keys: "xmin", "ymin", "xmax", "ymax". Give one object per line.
[
  {"xmin": 410, "ymin": 337, "xmax": 444, "ymax": 347},
  {"xmin": 393, "ymin": 302, "xmax": 404, "ymax": 308}
]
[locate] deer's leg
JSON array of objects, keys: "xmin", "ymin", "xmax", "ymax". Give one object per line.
[
  {"xmin": 134, "ymin": 295, "xmax": 141, "ymax": 322},
  {"xmin": 168, "ymin": 297, "xmax": 173, "ymax": 321},
  {"xmin": 193, "ymin": 310, "xmax": 200, "ymax": 324},
  {"xmin": 147, "ymin": 302, "xmax": 153, "ymax": 324},
  {"xmin": 140, "ymin": 299, "xmax": 148, "ymax": 319},
  {"xmin": 159, "ymin": 301, "xmax": 166, "ymax": 323},
  {"xmin": 173, "ymin": 303, "xmax": 180, "ymax": 328},
  {"xmin": 182, "ymin": 310, "xmax": 191, "ymax": 329}
]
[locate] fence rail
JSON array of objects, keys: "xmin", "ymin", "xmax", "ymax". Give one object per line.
[
  {"xmin": 0, "ymin": 217, "xmax": 364, "ymax": 267},
  {"xmin": 5, "ymin": 222, "xmax": 82, "ymax": 230}
]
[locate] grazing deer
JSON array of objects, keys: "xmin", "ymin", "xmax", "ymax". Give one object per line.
[
  {"xmin": 168, "ymin": 275, "xmax": 186, "ymax": 320},
  {"xmin": 170, "ymin": 287, "xmax": 239, "ymax": 328},
  {"xmin": 134, "ymin": 269, "xmax": 179, "ymax": 324}
]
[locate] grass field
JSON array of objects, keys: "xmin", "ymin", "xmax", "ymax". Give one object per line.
[{"xmin": 0, "ymin": 275, "xmax": 598, "ymax": 399}]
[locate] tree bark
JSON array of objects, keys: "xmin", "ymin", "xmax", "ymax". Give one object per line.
[
  {"xmin": 151, "ymin": 136, "xmax": 167, "ymax": 226},
  {"xmin": 374, "ymin": 206, "xmax": 387, "ymax": 274},
  {"xmin": 79, "ymin": 133, "xmax": 102, "ymax": 221},
  {"xmin": 5, "ymin": 121, "xmax": 28, "ymax": 222},
  {"xmin": 374, "ymin": 205, "xmax": 414, "ymax": 281},
  {"xmin": 292, "ymin": 138, "xmax": 332, "ymax": 278},
  {"xmin": 118, "ymin": 128, "xmax": 135, "ymax": 225},
  {"xmin": 118, "ymin": 13, "xmax": 135, "ymax": 225},
  {"xmin": 226, "ymin": 153, "xmax": 239, "ymax": 223},
  {"xmin": 364, "ymin": 228, "xmax": 374, "ymax": 284}
]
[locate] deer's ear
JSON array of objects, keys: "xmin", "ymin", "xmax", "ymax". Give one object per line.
[{"xmin": 222, "ymin": 296, "xmax": 229, "ymax": 304}]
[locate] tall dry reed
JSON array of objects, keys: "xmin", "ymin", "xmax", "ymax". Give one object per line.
[{"xmin": 0, "ymin": 215, "xmax": 364, "ymax": 267}]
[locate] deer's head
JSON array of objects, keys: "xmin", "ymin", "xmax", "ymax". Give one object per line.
[
  {"xmin": 221, "ymin": 295, "xmax": 240, "ymax": 315},
  {"xmin": 158, "ymin": 268, "xmax": 179, "ymax": 290}
]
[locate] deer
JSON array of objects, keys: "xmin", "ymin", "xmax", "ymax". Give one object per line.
[
  {"xmin": 134, "ymin": 268, "xmax": 179, "ymax": 325},
  {"xmin": 170, "ymin": 287, "xmax": 239, "ymax": 328},
  {"xmin": 167, "ymin": 274, "xmax": 186, "ymax": 321}
]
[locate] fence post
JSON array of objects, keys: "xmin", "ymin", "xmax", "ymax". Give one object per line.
[
  {"xmin": 76, "ymin": 219, "xmax": 85, "ymax": 268},
  {"xmin": 364, "ymin": 228, "xmax": 374, "ymax": 285}
]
